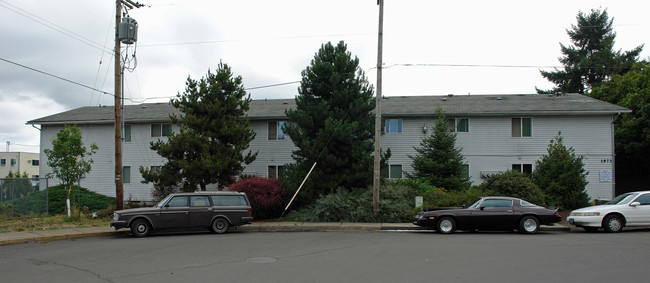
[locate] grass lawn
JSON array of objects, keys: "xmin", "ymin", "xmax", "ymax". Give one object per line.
[{"xmin": 0, "ymin": 215, "xmax": 111, "ymax": 233}]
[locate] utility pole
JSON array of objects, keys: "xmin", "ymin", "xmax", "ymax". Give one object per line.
[
  {"xmin": 114, "ymin": 0, "xmax": 123, "ymax": 210},
  {"xmin": 372, "ymin": 0, "xmax": 384, "ymax": 214},
  {"xmin": 115, "ymin": 0, "xmax": 143, "ymax": 210}
]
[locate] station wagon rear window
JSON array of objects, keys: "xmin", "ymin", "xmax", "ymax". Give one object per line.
[{"xmin": 211, "ymin": 195, "xmax": 248, "ymax": 206}]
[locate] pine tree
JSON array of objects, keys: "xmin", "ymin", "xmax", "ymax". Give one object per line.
[
  {"xmin": 538, "ymin": 9, "xmax": 643, "ymax": 94},
  {"xmin": 532, "ymin": 133, "xmax": 589, "ymax": 209},
  {"xmin": 283, "ymin": 41, "xmax": 376, "ymax": 203},
  {"xmin": 142, "ymin": 62, "xmax": 257, "ymax": 192},
  {"xmin": 407, "ymin": 108, "xmax": 471, "ymax": 191}
]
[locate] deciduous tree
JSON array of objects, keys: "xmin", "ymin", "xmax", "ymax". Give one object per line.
[{"xmin": 44, "ymin": 126, "xmax": 97, "ymax": 216}]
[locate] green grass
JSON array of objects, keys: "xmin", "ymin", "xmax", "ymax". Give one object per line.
[{"xmin": 0, "ymin": 214, "xmax": 111, "ymax": 233}]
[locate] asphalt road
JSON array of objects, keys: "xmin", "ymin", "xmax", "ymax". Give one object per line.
[{"xmin": 1, "ymin": 229, "xmax": 649, "ymax": 283}]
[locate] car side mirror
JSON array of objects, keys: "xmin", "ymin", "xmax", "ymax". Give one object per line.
[
  {"xmin": 630, "ymin": 201, "xmax": 641, "ymax": 207},
  {"xmin": 480, "ymin": 206, "xmax": 485, "ymax": 211}
]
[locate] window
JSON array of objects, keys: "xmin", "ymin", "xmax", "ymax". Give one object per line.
[
  {"xmin": 211, "ymin": 195, "xmax": 248, "ymax": 206},
  {"xmin": 381, "ymin": 164, "xmax": 403, "ymax": 179},
  {"xmin": 190, "ymin": 196, "xmax": 210, "ymax": 207},
  {"xmin": 151, "ymin": 124, "xmax": 172, "ymax": 137},
  {"xmin": 512, "ymin": 118, "xmax": 532, "ymax": 137},
  {"xmin": 123, "ymin": 166, "xmax": 131, "ymax": 184},
  {"xmin": 166, "ymin": 196, "xmax": 189, "ymax": 207},
  {"xmin": 384, "ymin": 119, "xmax": 402, "ymax": 133},
  {"xmin": 31, "ymin": 160, "xmax": 39, "ymax": 166},
  {"xmin": 481, "ymin": 199, "xmax": 513, "ymax": 208},
  {"xmin": 268, "ymin": 121, "xmax": 286, "ymax": 140},
  {"xmin": 462, "ymin": 164, "xmax": 470, "ymax": 179},
  {"xmin": 634, "ymin": 194, "xmax": 650, "ymax": 205},
  {"xmin": 449, "ymin": 118, "xmax": 469, "ymax": 132},
  {"xmin": 512, "ymin": 164, "xmax": 532, "ymax": 175},
  {"xmin": 268, "ymin": 165, "xmax": 285, "ymax": 179},
  {"xmin": 1, "ymin": 159, "xmax": 5, "ymax": 167},
  {"xmin": 10, "ymin": 159, "xmax": 16, "ymax": 167},
  {"xmin": 124, "ymin": 124, "xmax": 132, "ymax": 142}
]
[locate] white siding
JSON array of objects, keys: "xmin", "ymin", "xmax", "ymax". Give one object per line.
[
  {"xmin": 37, "ymin": 114, "xmax": 617, "ymax": 201},
  {"xmin": 381, "ymin": 115, "xmax": 615, "ymax": 199}
]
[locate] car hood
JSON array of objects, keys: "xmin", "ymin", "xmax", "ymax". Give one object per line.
[
  {"xmin": 115, "ymin": 207, "xmax": 161, "ymax": 215},
  {"xmin": 571, "ymin": 204, "xmax": 619, "ymax": 213}
]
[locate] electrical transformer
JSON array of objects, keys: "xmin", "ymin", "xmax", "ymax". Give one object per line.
[{"xmin": 118, "ymin": 17, "xmax": 138, "ymax": 45}]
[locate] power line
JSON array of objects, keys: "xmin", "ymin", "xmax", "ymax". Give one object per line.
[
  {"xmin": 138, "ymin": 33, "xmax": 372, "ymax": 47},
  {"xmin": 0, "ymin": 0, "xmax": 113, "ymax": 55},
  {"xmin": 0, "ymin": 57, "xmax": 114, "ymax": 97}
]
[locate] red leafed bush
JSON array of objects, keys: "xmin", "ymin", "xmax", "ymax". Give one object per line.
[{"xmin": 228, "ymin": 177, "xmax": 289, "ymax": 219}]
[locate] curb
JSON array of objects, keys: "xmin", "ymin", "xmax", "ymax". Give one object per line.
[{"xmin": 0, "ymin": 223, "xmax": 570, "ymax": 245}]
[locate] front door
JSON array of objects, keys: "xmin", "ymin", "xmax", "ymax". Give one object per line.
[
  {"xmin": 471, "ymin": 199, "xmax": 515, "ymax": 230},
  {"xmin": 626, "ymin": 193, "xmax": 650, "ymax": 225},
  {"xmin": 157, "ymin": 196, "xmax": 190, "ymax": 229}
]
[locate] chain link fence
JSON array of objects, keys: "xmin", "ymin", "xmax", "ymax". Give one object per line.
[{"xmin": 0, "ymin": 178, "xmax": 50, "ymax": 217}]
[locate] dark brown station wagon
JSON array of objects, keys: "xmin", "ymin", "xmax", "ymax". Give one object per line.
[{"xmin": 110, "ymin": 191, "xmax": 253, "ymax": 237}]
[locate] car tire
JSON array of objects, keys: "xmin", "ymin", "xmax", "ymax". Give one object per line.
[
  {"xmin": 603, "ymin": 215, "xmax": 624, "ymax": 233},
  {"xmin": 519, "ymin": 216, "xmax": 540, "ymax": 234},
  {"xmin": 436, "ymin": 217, "xmax": 456, "ymax": 234},
  {"xmin": 583, "ymin": 227, "xmax": 598, "ymax": 233},
  {"xmin": 130, "ymin": 219, "xmax": 151, "ymax": 237},
  {"xmin": 210, "ymin": 218, "xmax": 230, "ymax": 234}
]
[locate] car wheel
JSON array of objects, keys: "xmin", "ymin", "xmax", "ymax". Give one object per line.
[
  {"xmin": 436, "ymin": 217, "xmax": 456, "ymax": 234},
  {"xmin": 210, "ymin": 218, "xmax": 230, "ymax": 234},
  {"xmin": 519, "ymin": 216, "xmax": 539, "ymax": 234},
  {"xmin": 603, "ymin": 215, "xmax": 624, "ymax": 233},
  {"xmin": 583, "ymin": 227, "xmax": 598, "ymax": 233},
  {"xmin": 130, "ymin": 219, "xmax": 151, "ymax": 237}
]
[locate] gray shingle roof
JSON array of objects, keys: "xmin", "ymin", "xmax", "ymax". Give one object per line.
[{"xmin": 27, "ymin": 93, "xmax": 629, "ymax": 125}]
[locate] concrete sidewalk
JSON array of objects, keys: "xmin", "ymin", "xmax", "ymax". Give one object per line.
[{"xmin": 0, "ymin": 222, "xmax": 570, "ymax": 246}]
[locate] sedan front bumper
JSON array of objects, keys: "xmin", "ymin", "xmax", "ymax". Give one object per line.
[{"xmin": 567, "ymin": 216, "xmax": 603, "ymax": 227}]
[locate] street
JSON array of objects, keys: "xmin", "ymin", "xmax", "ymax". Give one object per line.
[{"xmin": 1, "ymin": 229, "xmax": 649, "ymax": 282}]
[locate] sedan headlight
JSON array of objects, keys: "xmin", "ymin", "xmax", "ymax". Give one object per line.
[
  {"xmin": 570, "ymin": 212, "xmax": 600, "ymax": 216},
  {"xmin": 113, "ymin": 213, "xmax": 120, "ymax": 221}
]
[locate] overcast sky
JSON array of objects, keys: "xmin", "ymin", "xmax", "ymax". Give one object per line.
[{"xmin": 1, "ymin": 0, "xmax": 649, "ymax": 153}]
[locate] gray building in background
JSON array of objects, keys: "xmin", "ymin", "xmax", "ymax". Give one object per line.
[{"xmin": 28, "ymin": 93, "xmax": 630, "ymax": 202}]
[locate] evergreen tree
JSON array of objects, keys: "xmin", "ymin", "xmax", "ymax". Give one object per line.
[
  {"xmin": 407, "ymin": 108, "xmax": 471, "ymax": 191},
  {"xmin": 141, "ymin": 62, "xmax": 257, "ymax": 192},
  {"xmin": 538, "ymin": 9, "xmax": 643, "ymax": 94},
  {"xmin": 532, "ymin": 133, "xmax": 589, "ymax": 209},
  {"xmin": 283, "ymin": 41, "xmax": 376, "ymax": 203}
]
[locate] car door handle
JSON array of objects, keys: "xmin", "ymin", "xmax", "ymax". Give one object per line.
[{"xmin": 507, "ymin": 210, "xmax": 513, "ymax": 214}]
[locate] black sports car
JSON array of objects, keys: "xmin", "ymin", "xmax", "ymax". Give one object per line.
[{"xmin": 413, "ymin": 196, "xmax": 561, "ymax": 234}]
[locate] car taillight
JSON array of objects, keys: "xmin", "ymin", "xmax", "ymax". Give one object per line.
[
  {"xmin": 249, "ymin": 208, "xmax": 252, "ymax": 217},
  {"xmin": 554, "ymin": 211, "xmax": 560, "ymax": 216}
]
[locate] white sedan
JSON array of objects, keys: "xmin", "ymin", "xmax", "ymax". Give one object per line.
[{"xmin": 567, "ymin": 191, "xmax": 650, "ymax": 232}]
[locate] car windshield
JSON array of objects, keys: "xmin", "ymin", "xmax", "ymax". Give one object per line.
[
  {"xmin": 156, "ymin": 195, "xmax": 173, "ymax": 207},
  {"xmin": 466, "ymin": 198, "xmax": 482, "ymax": 209},
  {"xmin": 605, "ymin": 193, "xmax": 635, "ymax": 205}
]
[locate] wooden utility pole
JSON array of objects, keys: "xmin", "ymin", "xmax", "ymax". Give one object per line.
[
  {"xmin": 372, "ymin": 0, "xmax": 384, "ymax": 214},
  {"xmin": 114, "ymin": 0, "xmax": 123, "ymax": 210}
]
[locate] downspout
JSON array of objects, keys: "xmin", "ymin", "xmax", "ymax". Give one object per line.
[{"xmin": 611, "ymin": 113, "xmax": 619, "ymax": 198}]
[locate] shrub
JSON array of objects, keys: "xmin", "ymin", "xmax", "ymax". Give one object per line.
[
  {"xmin": 228, "ymin": 177, "xmax": 289, "ymax": 219},
  {"xmin": 286, "ymin": 182, "xmax": 416, "ymax": 223},
  {"xmin": 422, "ymin": 187, "xmax": 489, "ymax": 208},
  {"xmin": 1, "ymin": 185, "xmax": 115, "ymax": 216},
  {"xmin": 477, "ymin": 170, "xmax": 546, "ymax": 206}
]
